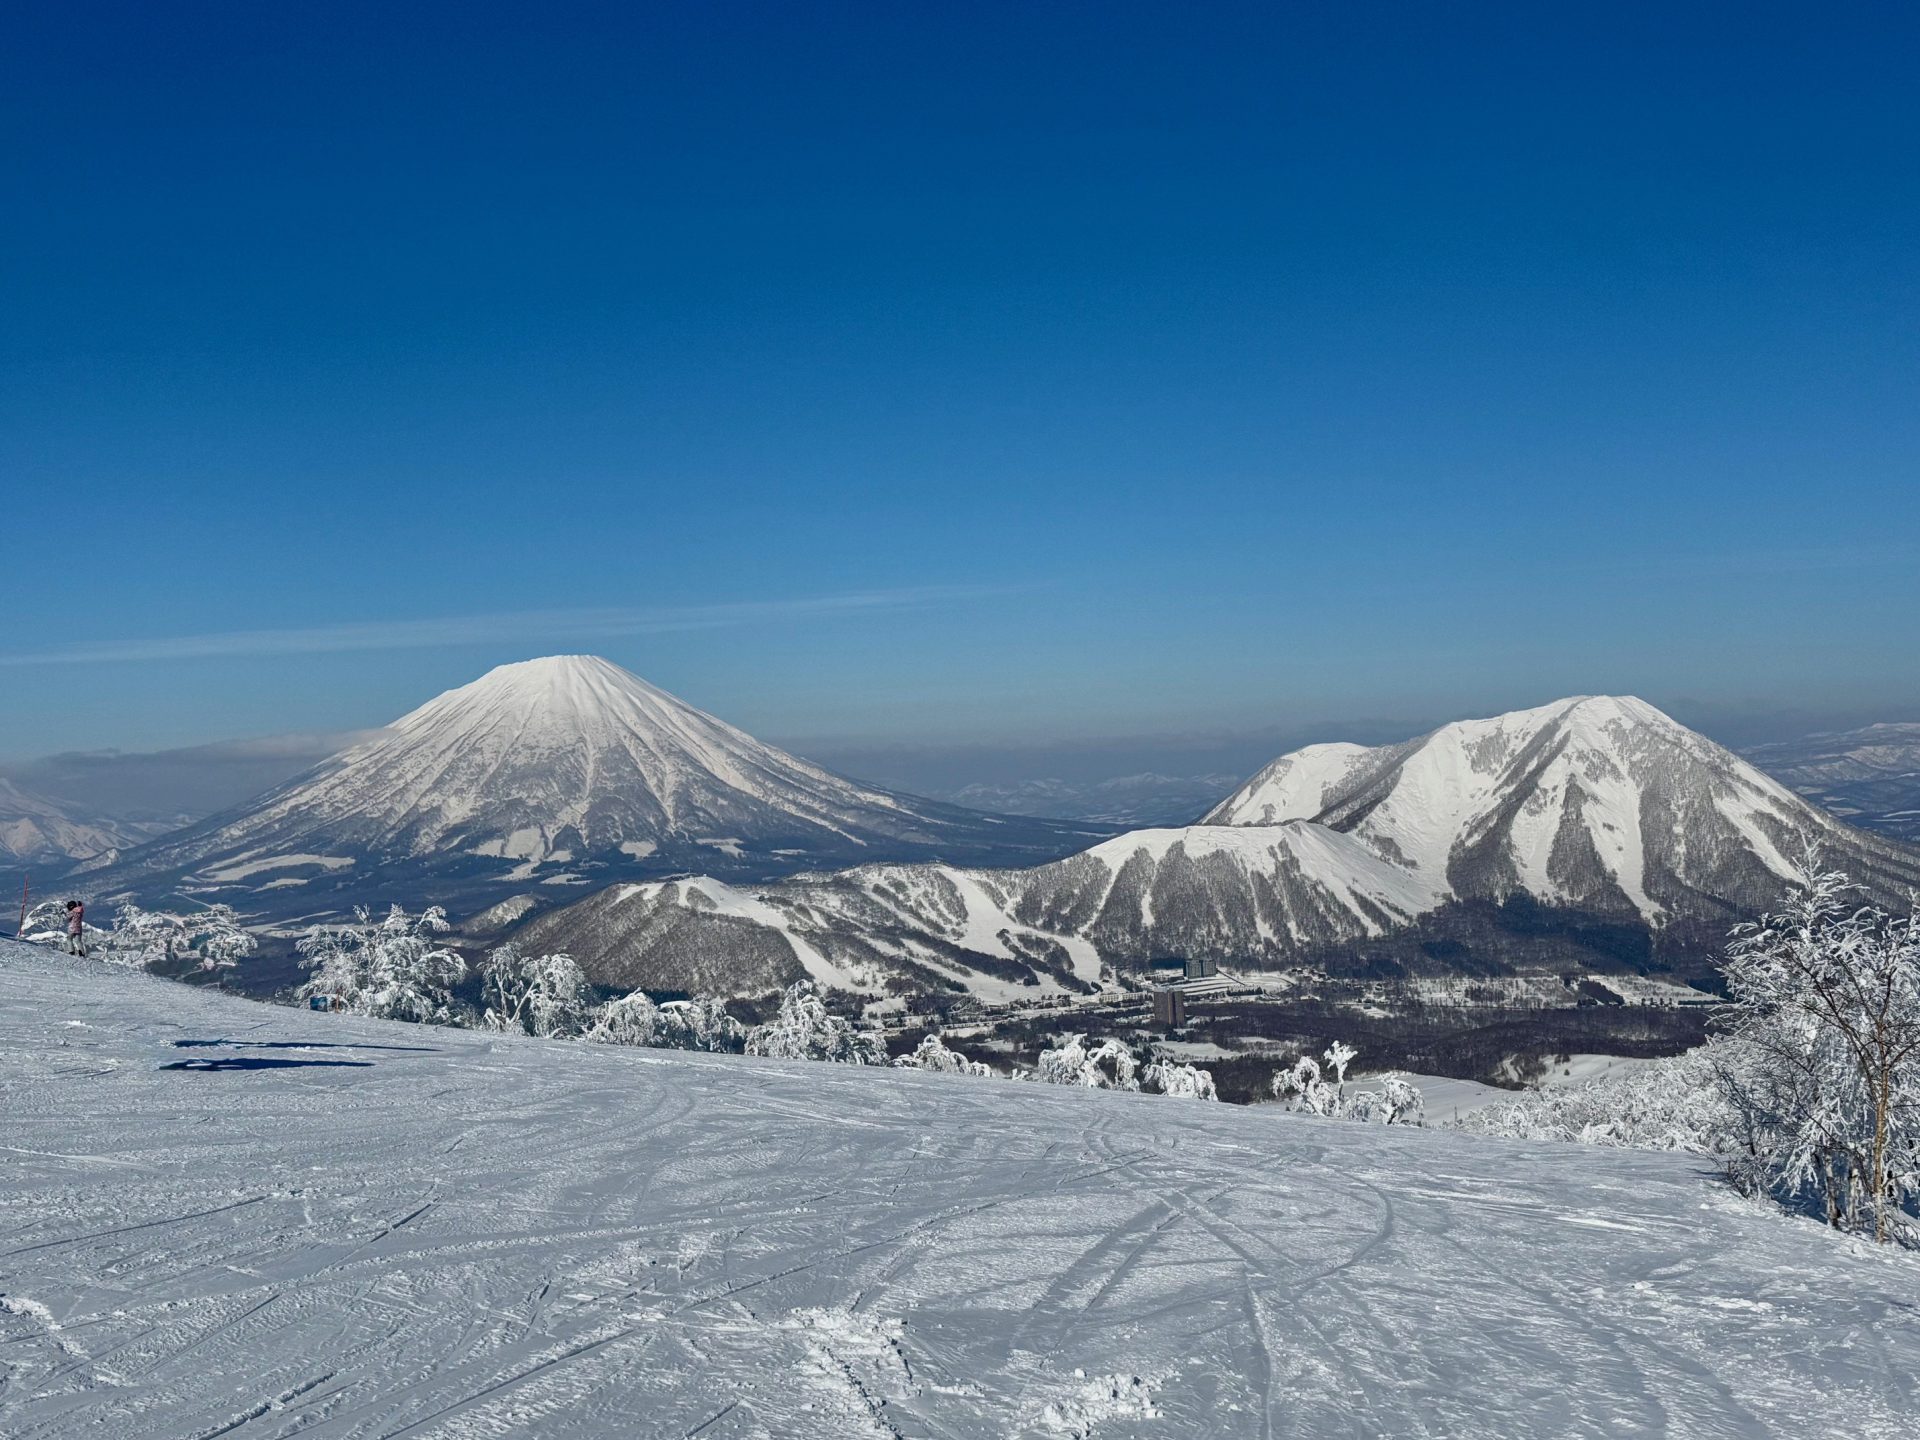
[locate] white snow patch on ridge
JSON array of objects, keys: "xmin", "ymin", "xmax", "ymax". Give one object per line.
[
  {"xmin": 199, "ymin": 853, "xmax": 354, "ymax": 882},
  {"xmin": 1084, "ymin": 822, "xmax": 1448, "ymax": 933},
  {"xmin": 645, "ymin": 876, "xmax": 857, "ymax": 991}
]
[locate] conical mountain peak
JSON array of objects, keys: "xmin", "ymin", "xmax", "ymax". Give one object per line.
[{"xmin": 85, "ymin": 657, "xmax": 1108, "ymax": 917}]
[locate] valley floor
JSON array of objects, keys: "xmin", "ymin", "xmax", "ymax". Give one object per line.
[{"xmin": 2, "ymin": 945, "xmax": 1917, "ymax": 1438}]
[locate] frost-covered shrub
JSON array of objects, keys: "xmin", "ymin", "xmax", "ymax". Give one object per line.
[
  {"xmin": 479, "ymin": 943, "xmax": 595, "ymax": 1038},
  {"xmin": 1274, "ymin": 1042, "xmax": 1423, "ymax": 1125},
  {"xmin": 1713, "ymin": 865, "xmax": 1920, "ymax": 1244},
  {"xmin": 23, "ymin": 896, "xmax": 255, "ymax": 989},
  {"xmin": 655, "ymin": 997, "xmax": 747, "ymax": 1053},
  {"xmin": 1026, "ymin": 1037, "xmax": 1220, "ymax": 1099},
  {"xmin": 1458, "ymin": 864, "xmax": 1920, "ymax": 1247},
  {"xmin": 93, "ymin": 903, "xmax": 255, "ymax": 975},
  {"xmin": 584, "ymin": 991, "xmax": 745, "ymax": 1052},
  {"xmin": 296, "ymin": 905, "xmax": 466, "ymax": 1024},
  {"xmin": 1459, "ymin": 1045, "xmax": 1731, "ymax": 1153},
  {"xmin": 1033, "ymin": 1034, "xmax": 1140, "ymax": 1091},
  {"xmin": 745, "ymin": 981, "xmax": 886, "ymax": 1065},
  {"xmin": 19, "ymin": 898, "xmax": 253, "ymax": 974},
  {"xmin": 19, "ymin": 898, "xmax": 96, "ymax": 950},
  {"xmin": 1274, "ymin": 1041, "xmax": 1355, "ymax": 1116},
  {"xmin": 894, "ymin": 1033, "xmax": 993, "ymax": 1077},
  {"xmin": 586, "ymin": 990, "xmax": 662, "ymax": 1046},
  {"xmin": 1142, "ymin": 1059, "xmax": 1218, "ymax": 1101},
  {"xmin": 1350, "ymin": 1072, "xmax": 1424, "ymax": 1126}
]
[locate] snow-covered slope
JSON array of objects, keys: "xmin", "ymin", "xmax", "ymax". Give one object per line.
[
  {"xmin": 81, "ymin": 656, "xmax": 1107, "ymax": 916},
  {"xmin": 1746, "ymin": 722, "xmax": 1920, "ymax": 843},
  {"xmin": 4, "ymin": 945, "xmax": 1917, "ymax": 1438},
  {"xmin": 0, "ymin": 776, "xmax": 142, "ymax": 866},
  {"xmin": 525, "ymin": 822, "xmax": 1449, "ymax": 998},
  {"xmin": 1206, "ymin": 696, "xmax": 1920, "ymax": 927}
]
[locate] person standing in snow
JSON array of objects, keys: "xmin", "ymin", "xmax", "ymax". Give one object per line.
[{"xmin": 64, "ymin": 899, "xmax": 85, "ymax": 955}]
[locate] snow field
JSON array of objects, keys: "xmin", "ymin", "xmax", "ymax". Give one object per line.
[{"xmin": 2, "ymin": 944, "xmax": 1918, "ymax": 1438}]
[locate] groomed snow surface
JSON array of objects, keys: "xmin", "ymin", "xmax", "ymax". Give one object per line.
[{"xmin": 3, "ymin": 947, "xmax": 1918, "ymax": 1439}]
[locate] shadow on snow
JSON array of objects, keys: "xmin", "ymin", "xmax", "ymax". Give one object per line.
[
  {"xmin": 161, "ymin": 1055, "xmax": 376, "ymax": 1072},
  {"xmin": 171, "ymin": 1038, "xmax": 439, "ymax": 1052}
]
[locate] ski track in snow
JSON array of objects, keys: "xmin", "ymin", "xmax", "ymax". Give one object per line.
[{"xmin": 3, "ymin": 945, "xmax": 1918, "ymax": 1439}]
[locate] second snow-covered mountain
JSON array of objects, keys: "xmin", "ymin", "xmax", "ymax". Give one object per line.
[{"xmin": 1203, "ymin": 695, "xmax": 1920, "ymax": 929}]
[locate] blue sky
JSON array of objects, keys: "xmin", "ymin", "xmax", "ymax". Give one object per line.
[{"xmin": 4, "ymin": 3, "xmax": 1917, "ymax": 764}]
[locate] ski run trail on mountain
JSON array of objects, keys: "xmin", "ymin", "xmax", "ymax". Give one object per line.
[{"xmin": 3, "ymin": 946, "xmax": 1917, "ymax": 1439}]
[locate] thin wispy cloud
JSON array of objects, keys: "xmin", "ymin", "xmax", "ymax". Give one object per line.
[{"xmin": 0, "ymin": 585, "xmax": 1017, "ymax": 666}]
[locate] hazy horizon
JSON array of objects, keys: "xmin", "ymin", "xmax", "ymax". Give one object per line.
[{"xmin": 7, "ymin": 657, "xmax": 1916, "ymax": 827}]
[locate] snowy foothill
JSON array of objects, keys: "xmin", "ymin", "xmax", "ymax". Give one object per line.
[{"xmin": 3, "ymin": 944, "xmax": 1919, "ymax": 1438}]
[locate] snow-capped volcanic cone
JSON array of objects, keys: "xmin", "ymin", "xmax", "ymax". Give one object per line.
[
  {"xmin": 1205, "ymin": 695, "xmax": 1920, "ymax": 930},
  {"xmin": 82, "ymin": 656, "xmax": 1108, "ymax": 919}
]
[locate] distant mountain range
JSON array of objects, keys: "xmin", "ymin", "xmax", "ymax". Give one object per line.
[
  {"xmin": 20, "ymin": 662, "xmax": 1920, "ymax": 1004},
  {"xmin": 1741, "ymin": 723, "xmax": 1920, "ymax": 843},
  {"xmin": 939, "ymin": 773, "xmax": 1242, "ymax": 827},
  {"xmin": 14, "ymin": 684, "xmax": 1920, "ymax": 871},
  {"xmin": 519, "ymin": 696, "xmax": 1920, "ymax": 1000},
  {"xmin": 0, "ymin": 776, "xmax": 153, "ymax": 869},
  {"xmin": 0, "ymin": 732, "xmax": 371, "ymax": 880},
  {"xmin": 75, "ymin": 656, "xmax": 1110, "ymax": 919}
]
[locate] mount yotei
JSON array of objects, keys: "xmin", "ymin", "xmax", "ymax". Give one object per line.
[
  {"xmin": 80, "ymin": 656, "xmax": 1109, "ymax": 918},
  {"xmin": 520, "ymin": 696, "xmax": 1920, "ymax": 1000}
]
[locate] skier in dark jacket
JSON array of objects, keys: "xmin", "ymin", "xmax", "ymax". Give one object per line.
[{"xmin": 64, "ymin": 899, "xmax": 85, "ymax": 956}]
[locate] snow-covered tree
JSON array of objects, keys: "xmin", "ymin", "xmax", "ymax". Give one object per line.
[
  {"xmin": 894, "ymin": 1033, "xmax": 993, "ymax": 1077},
  {"xmin": 1714, "ymin": 863, "xmax": 1920, "ymax": 1243},
  {"xmin": 1275, "ymin": 1042, "xmax": 1423, "ymax": 1125},
  {"xmin": 586, "ymin": 989, "xmax": 662, "ymax": 1046},
  {"xmin": 19, "ymin": 897, "xmax": 63, "ymax": 942},
  {"xmin": 296, "ymin": 905, "xmax": 466, "ymax": 1024},
  {"xmin": 1350, "ymin": 1073, "xmax": 1425, "ymax": 1126},
  {"xmin": 1142, "ymin": 1058, "xmax": 1219, "ymax": 1100},
  {"xmin": 583, "ymin": 990, "xmax": 746, "ymax": 1051},
  {"xmin": 1275, "ymin": 1041, "xmax": 1354, "ymax": 1116},
  {"xmin": 96, "ymin": 905, "xmax": 178, "ymax": 969},
  {"xmin": 298, "ymin": 916, "xmax": 369, "ymax": 1010},
  {"xmin": 22, "ymin": 899, "xmax": 255, "ymax": 975},
  {"xmin": 1459, "ymin": 1045, "xmax": 1732, "ymax": 1154},
  {"xmin": 1032, "ymin": 1033, "xmax": 1141, "ymax": 1091},
  {"xmin": 744, "ymin": 980, "xmax": 886, "ymax": 1064},
  {"xmin": 655, "ymin": 997, "xmax": 746, "ymax": 1052},
  {"xmin": 95, "ymin": 903, "xmax": 256, "ymax": 975},
  {"xmin": 478, "ymin": 942, "xmax": 595, "ymax": 1038}
]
